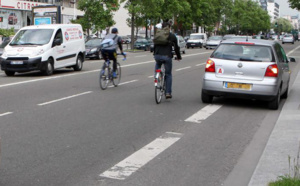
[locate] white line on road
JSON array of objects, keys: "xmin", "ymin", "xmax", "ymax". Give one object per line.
[
  {"xmin": 196, "ymin": 63, "xmax": 206, "ymax": 66},
  {"xmin": 135, "ymin": 55, "xmax": 147, "ymax": 58},
  {"xmin": 38, "ymin": 91, "xmax": 92, "ymax": 106},
  {"xmin": 0, "ymin": 52, "xmax": 211, "ymax": 89},
  {"xmin": 185, "ymin": 104, "xmax": 222, "ymax": 123},
  {"xmin": 148, "ymin": 75, "xmax": 154, "ymax": 78},
  {"xmin": 287, "ymin": 45, "xmax": 300, "ymax": 55},
  {"xmin": 100, "ymin": 132, "xmax": 182, "ymax": 180},
  {"xmin": 175, "ymin": 66, "xmax": 191, "ymax": 71},
  {"xmin": 108, "ymin": 80, "xmax": 138, "ymax": 88},
  {"xmin": 0, "ymin": 112, "xmax": 13, "ymax": 117}
]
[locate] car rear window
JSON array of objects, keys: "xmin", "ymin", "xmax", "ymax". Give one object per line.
[{"xmin": 211, "ymin": 44, "xmax": 275, "ymax": 62}]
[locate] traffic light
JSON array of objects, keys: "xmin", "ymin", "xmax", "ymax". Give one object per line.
[{"xmin": 275, "ymin": 22, "xmax": 278, "ymax": 27}]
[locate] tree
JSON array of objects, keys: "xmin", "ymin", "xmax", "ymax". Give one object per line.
[
  {"xmin": 272, "ymin": 18, "xmax": 293, "ymax": 34},
  {"xmin": 74, "ymin": 0, "xmax": 120, "ymax": 35},
  {"xmin": 288, "ymin": 0, "xmax": 300, "ymax": 11}
]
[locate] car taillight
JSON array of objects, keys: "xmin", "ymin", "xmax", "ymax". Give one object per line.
[
  {"xmin": 265, "ymin": 64, "xmax": 278, "ymax": 77},
  {"xmin": 205, "ymin": 59, "xmax": 215, "ymax": 72}
]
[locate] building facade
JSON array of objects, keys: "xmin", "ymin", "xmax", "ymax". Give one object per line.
[
  {"xmin": 0, "ymin": 0, "xmax": 84, "ymax": 30},
  {"xmin": 267, "ymin": 0, "xmax": 280, "ymax": 23}
]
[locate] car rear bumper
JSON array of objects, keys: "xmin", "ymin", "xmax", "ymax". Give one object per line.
[
  {"xmin": 1, "ymin": 57, "xmax": 47, "ymax": 72},
  {"xmin": 187, "ymin": 43, "xmax": 202, "ymax": 47}
]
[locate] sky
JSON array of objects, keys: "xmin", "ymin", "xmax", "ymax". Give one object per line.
[{"xmin": 276, "ymin": 0, "xmax": 299, "ymax": 17}]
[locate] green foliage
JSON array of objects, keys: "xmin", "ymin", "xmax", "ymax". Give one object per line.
[
  {"xmin": 271, "ymin": 18, "xmax": 293, "ymax": 33},
  {"xmin": 288, "ymin": 0, "xmax": 300, "ymax": 11},
  {"xmin": 76, "ymin": 0, "xmax": 120, "ymax": 33},
  {"xmin": 0, "ymin": 28, "xmax": 15, "ymax": 37}
]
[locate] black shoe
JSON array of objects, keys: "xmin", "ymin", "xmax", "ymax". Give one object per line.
[{"xmin": 166, "ymin": 93, "xmax": 172, "ymax": 99}]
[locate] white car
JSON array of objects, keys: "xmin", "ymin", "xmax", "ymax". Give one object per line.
[
  {"xmin": 206, "ymin": 36, "xmax": 223, "ymax": 49},
  {"xmin": 282, "ymin": 34, "xmax": 294, "ymax": 44}
]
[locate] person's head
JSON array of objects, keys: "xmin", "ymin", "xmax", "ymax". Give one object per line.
[
  {"xmin": 162, "ymin": 19, "xmax": 171, "ymax": 28},
  {"xmin": 111, "ymin": 28, "xmax": 118, "ymax": 34}
]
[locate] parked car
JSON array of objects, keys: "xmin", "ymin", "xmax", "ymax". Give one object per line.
[
  {"xmin": 85, "ymin": 38, "xmax": 103, "ymax": 59},
  {"xmin": 172, "ymin": 35, "xmax": 186, "ymax": 54},
  {"xmin": 134, "ymin": 39, "xmax": 152, "ymax": 51},
  {"xmin": 222, "ymin": 34, "xmax": 236, "ymax": 40},
  {"xmin": 184, "ymin": 36, "xmax": 190, "ymax": 42},
  {"xmin": 282, "ymin": 34, "xmax": 294, "ymax": 44},
  {"xmin": 206, "ymin": 35, "xmax": 223, "ymax": 49},
  {"xmin": 0, "ymin": 38, "xmax": 10, "ymax": 56},
  {"xmin": 271, "ymin": 35, "xmax": 278, "ymax": 40},
  {"xmin": 186, "ymin": 33, "xmax": 207, "ymax": 48},
  {"xmin": 201, "ymin": 39, "xmax": 296, "ymax": 110},
  {"xmin": 121, "ymin": 36, "xmax": 131, "ymax": 44},
  {"xmin": 8, "ymin": 13, "xmax": 18, "ymax": 25}
]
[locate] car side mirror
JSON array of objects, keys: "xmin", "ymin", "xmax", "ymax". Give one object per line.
[
  {"xmin": 289, "ymin": 57, "xmax": 296, "ymax": 62},
  {"xmin": 53, "ymin": 38, "xmax": 62, "ymax": 46}
]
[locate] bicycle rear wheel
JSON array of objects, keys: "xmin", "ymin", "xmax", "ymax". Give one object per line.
[
  {"xmin": 155, "ymin": 71, "xmax": 164, "ymax": 104},
  {"xmin": 113, "ymin": 63, "xmax": 121, "ymax": 87},
  {"xmin": 99, "ymin": 68, "xmax": 110, "ymax": 90}
]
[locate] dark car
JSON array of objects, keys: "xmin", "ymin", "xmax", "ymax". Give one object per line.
[
  {"xmin": 134, "ymin": 39, "xmax": 152, "ymax": 51},
  {"xmin": 85, "ymin": 38, "xmax": 102, "ymax": 59}
]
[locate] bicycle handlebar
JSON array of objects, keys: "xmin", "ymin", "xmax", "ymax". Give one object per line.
[{"xmin": 117, "ymin": 52, "xmax": 127, "ymax": 61}]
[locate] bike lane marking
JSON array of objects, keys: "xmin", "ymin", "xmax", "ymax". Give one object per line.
[
  {"xmin": 175, "ymin": 66, "xmax": 191, "ymax": 71},
  {"xmin": 100, "ymin": 132, "xmax": 182, "ymax": 180},
  {"xmin": 185, "ymin": 104, "xmax": 222, "ymax": 123},
  {"xmin": 108, "ymin": 80, "xmax": 138, "ymax": 88},
  {"xmin": 0, "ymin": 112, "xmax": 13, "ymax": 117},
  {"xmin": 37, "ymin": 91, "xmax": 92, "ymax": 106}
]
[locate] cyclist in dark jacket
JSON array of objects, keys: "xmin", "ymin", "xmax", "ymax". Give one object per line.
[{"xmin": 153, "ymin": 21, "xmax": 182, "ymax": 99}]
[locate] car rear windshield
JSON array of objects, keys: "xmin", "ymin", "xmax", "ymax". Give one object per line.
[
  {"xmin": 209, "ymin": 36, "xmax": 223, "ymax": 40},
  {"xmin": 211, "ymin": 44, "xmax": 275, "ymax": 62},
  {"xmin": 190, "ymin": 35, "xmax": 204, "ymax": 39}
]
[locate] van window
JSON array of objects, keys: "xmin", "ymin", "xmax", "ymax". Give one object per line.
[
  {"xmin": 190, "ymin": 35, "xmax": 204, "ymax": 39},
  {"xmin": 10, "ymin": 29, "xmax": 54, "ymax": 46}
]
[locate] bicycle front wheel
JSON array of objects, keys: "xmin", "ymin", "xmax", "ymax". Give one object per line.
[
  {"xmin": 155, "ymin": 72, "xmax": 164, "ymax": 104},
  {"xmin": 99, "ymin": 68, "xmax": 110, "ymax": 90},
  {"xmin": 113, "ymin": 63, "xmax": 121, "ymax": 87}
]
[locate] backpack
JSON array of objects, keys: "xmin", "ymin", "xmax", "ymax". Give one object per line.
[
  {"xmin": 153, "ymin": 27, "xmax": 170, "ymax": 45},
  {"xmin": 100, "ymin": 34, "xmax": 118, "ymax": 49}
]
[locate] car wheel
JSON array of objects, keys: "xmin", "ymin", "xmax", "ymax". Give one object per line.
[
  {"xmin": 201, "ymin": 91, "xmax": 213, "ymax": 103},
  {"xmin": 5, "ymin": 71, "xmax": 15, "ymax": 76},
  {"xmin": 281, "ymin": 85, "xmax": 289, "ymax": 99},
  {"xmin": 42, "ymin": 58, "xmax": 54, "ymax": 76},
  {"xmin": 292, "ymin": 42, "xmax": 294, "ymax": 44},
  {"xmin": 97, "ymin": 51, "xmax": 102, "ymax": 59},
  {"xmin": 183, "ymin": 50, "xmax": 185, "ymax": 54},
  {"xmin": 282, "ymin": 42, "xmax": 284, "ymax": 44},
  {"xmin": 73, "ymin": 55, "xmax": 83, "ymax": 71},
  {"xmin": 268, "ymin": 89, "xmax": 280, "ymax": 110},
  {"xmin": 187, "ymin": 47, "xmax": 189, "ymax": 49}
]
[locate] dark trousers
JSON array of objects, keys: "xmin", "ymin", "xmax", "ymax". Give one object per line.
[{"xmin": 101, "ymin": 49, "xmax": 117, "ymax": 71}]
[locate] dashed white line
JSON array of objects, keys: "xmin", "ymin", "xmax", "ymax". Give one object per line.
[
  {"xmin": 148, "ymin": 75, "xmax": 154, "ymax": 78},
  {"xmin": 185, "ymin": 104, "xmax": 222, "ymax": 123},
  {"xmin": 287, "ymin": 45, "xmax": 300, "ymax": 55},
  {"xmin": 0, "ymin": 112, "xmax": 13, "ymax": 117},
  {"xmin": 38, "ymin": 91, "xmax": 92, "ymax": 106},
  {"xmin": 108, "ymin": 79, "xmax": 138, "ymax": 87},
  {"xmin": 196, "ymin": 63, "xmax": 206, "ymax": 66},
  {"xmin": 100, "ymin": 132, "xmax": 182, "ymax": 180},
  {"xmin": 176, "ymin": 66, "xmax": 191, "ymax": 71},
  {"xmin": 135, "ymin": 55, "xmax": 147, "ymax": 58}
]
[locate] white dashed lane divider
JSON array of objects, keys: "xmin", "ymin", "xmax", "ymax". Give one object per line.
[
  {"xmin": 0, "ymin": 112, "xmax": 13, "ymax": 117},
  {"xmin": 175, "ymin": 66, "xmax": 191, "ymax": 71},
  {"xmin": 38, "ymin": 91, "xmax": 92, "ymax": 106},
  {"xmin": 185, "ymin": 104, "xmax": 222, "ymax": 123},
  {"xmin": 108, "ymin": 79, "xmax": 138, "ymax": 88},
  {"xmin": 100, "ymin": 132, "xmax": 182, "ymax": 180}
]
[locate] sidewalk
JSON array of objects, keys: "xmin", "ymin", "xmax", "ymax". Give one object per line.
[{"xmin": 248, "ymin": 70, "xmax": 300, "ymax": 185}]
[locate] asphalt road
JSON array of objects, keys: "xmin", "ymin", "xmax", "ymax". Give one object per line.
[{"xmin": 0, "ymin": 41, "xmax": 300, "ymax": 186}]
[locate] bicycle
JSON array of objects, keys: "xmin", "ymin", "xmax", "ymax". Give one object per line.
[
  {"xmin": 99, "ymin": 53, "xmax": 126, "ymax": 90},
  {"xmin": 154, "ymin": 61, "xmax": 166, "ymax": 104}
]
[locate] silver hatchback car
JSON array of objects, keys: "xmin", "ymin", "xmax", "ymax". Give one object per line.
[
  {"xmin": 282, "ymin": 34, "xmax": 294, "ymax": 44},
  {"xmin": 201, "ymin": 39, "xmax": 296, "ymax": 110}
]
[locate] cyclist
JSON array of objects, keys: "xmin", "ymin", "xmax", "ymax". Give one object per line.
[
  {"xmin": 153, "ymin": 20, "xmax": 182, "ymax": 99},
  {"xmin": 101, "ymin": 28, "xmax": 125, "ymax": 78}
]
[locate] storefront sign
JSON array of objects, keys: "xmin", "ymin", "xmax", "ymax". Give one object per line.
[{"xmin": 0, "ymin": 0, "xmax": 49, "ymax": 11}]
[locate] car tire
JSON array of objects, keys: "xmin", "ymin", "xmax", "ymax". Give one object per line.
[
  {"xmin": 281, "ymin": 85, "xmax": 289, "ymax": 99},
  {"xmin": 282, "ymin": 42, "xmax": 284, "ymax": 44},
  {"xmin": 183, "ymin": 50, "xmax": 185, "ymax": 54},
  {"xmin": 5, "ymin": 71, "xmax": 15, "ymax": 76},
  {"xmin": 42, "ymin": 58, "xmax": 54, "ymax": 76},
  {"xmin": 268, "ymin": 89, "xmax": 280, "ymax": 110},
  {"xmin": 73, "ymin": 55, "xmax": 83, "ymax": 71},
  {"xmin": 201, "ymin": 91, "xmax": 213, "ymax": 103},
  {"xmin": 97, "ymin": 51, "xmax": 102, "ymax": 59},
  {"xmin": 292, "ymin": 42, "xmax": 294, "ymax": 44}
]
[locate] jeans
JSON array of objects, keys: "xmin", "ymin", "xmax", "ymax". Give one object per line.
[{"xmin": 154, "ymin": 55, "xmax": 172, "ymax": 94}]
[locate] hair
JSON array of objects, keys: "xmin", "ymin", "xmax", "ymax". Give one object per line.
[
  {"xmin": 111, "ymin": 28, "xmax": 118, "ymax": 33},
  {"xmin": 162, "ymin": 21, "xmax": 170, "ymax": 28}
]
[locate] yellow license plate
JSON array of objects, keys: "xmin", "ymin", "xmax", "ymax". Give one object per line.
[{"xmin": 225, "ymin": 82, "xmax": 251, "ymax": 90}]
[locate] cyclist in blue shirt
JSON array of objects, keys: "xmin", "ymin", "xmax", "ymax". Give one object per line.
[{"xmin": 101, "ymin": 28, "xmax": 125, "ymax": 78}]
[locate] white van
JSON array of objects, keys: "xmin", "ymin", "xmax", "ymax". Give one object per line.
[
  {"xmin": 0, "ymin": 24, "xmax": 85, "ymax": 76},
  {"xmin": 186, "ymin": 33, "xmax": 207, "ymax": 49}
]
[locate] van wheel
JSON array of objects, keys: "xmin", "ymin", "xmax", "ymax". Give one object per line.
[
  {"xmin": 42, "ymin": 58, "xmax": 54, "ymax": 76},
  {"xmin": 5, "ymin": 71, "xmax": 15, "ymax": 76},
  {"xmin": 74, "ymin": 55, "xmax": 83, "ymax": 71}
]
